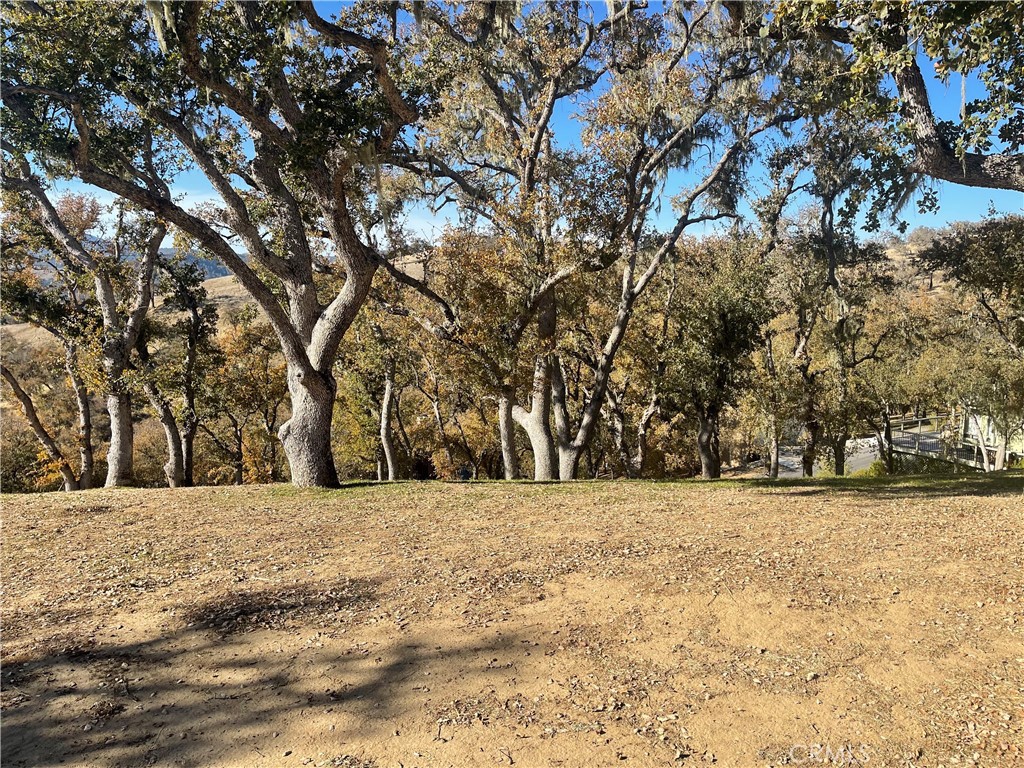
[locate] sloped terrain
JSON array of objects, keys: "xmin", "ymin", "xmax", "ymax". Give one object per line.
[{"xmin": 2, "ymin": 476, "xmax": 1023, "ymax": 767}]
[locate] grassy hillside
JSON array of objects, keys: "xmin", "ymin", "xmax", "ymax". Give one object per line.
[{"xmin": 3, "ymin": 476, "xmax": 1022, "ymax": 767}]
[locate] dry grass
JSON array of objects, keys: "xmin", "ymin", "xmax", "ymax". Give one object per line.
[{"xmin": 2, "ymin": 475, "xmax": 1023, "ymax": 767}]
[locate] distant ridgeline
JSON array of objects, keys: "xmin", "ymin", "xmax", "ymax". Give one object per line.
[{"xmin": 158, "ymin": 248, "xmax": 231, "ymax": 279}]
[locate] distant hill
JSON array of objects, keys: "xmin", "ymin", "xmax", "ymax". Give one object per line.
[
  {"xmin": 2, "ymin": 274, "xmax": 253, "ymax": 349},
  {"xmin": 159, "ymin": 248, "xmax": 231, "ymax": 279}
]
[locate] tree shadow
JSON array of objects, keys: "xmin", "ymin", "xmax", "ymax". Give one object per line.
[
  {"xmin": 744, "ymin": 471, "xmax": 1024, "ymax": 499},
  {"xmin": 181, "ymin": 578, "xmax": 380, "ymax": 636},
  {"xmin": 2, "ymin": 578, "xmax": 527, "ymax": 767}
]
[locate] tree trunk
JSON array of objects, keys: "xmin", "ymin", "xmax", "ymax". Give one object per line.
[
  {"xmin": 878, "ymin": 410, "xmax": 894, "ymax": 474},
  {"xmin": 558, "ymin": 440, "xmax": 581, "ymax": 482},
  {"xmin": 551, "ymin": 358, "xmax": 579, "ymax": 481},
  {"xmin": 696, "ymin": 407, "xmax": 722, "ymax": 479},
  {"xmin": 606, "ymin": 388, "xmax": 631, "ymax": 478},
  {"xmin": 1, "ymin": 364, "xmax": 79, "ymax": 491},
  {"xmin": 233, "ymin": 425, "xmax": 245, "ymax": 485},
  {"xmin": 833, "ymin": 434, "xmax": 848, "ymax": 476},
  {"xmin": 801, "ymin": 419, "xmax": 820, "ymax": 478},
  {"xmin": 513, "ymin": 402, "xmax": 557, "ymax": 481},
  {"xmin": 158, "ymin": 415, "xmax": 186, "ymax": 488},
  {"xmin": 278, "ymin": 367, "xmax": 339, "ymax": 488},
  {"xmin": 994, "ymin": 433, "xmax": 1008, "ymax": 471},
  {"xmin": 66, "ymin": 354, "xmax": 94, "ymax": 490},
  {"xmin": 970, "ymin": 413, "xmax": 993, "ymax": 472},
  {"xmin": 514, "ymin": 295, "xmax": 558, "ymax": 481},
  {"xmin": 140, "ymin": 379, "xmax": 185, "ymax": 488},
  {"xmin": 181, "ymin": 427, "xmax": 196, "ymax": 487},
  {"xmin": 632, "ymin": 393, "xmax": 660, "ymax": 479},
  {"xmin": 379, "ymin": 362, "xmax": 397, "ymax": 482},
  {"xmin": 424, "ymin": 393, "xmax": 457, "ymax": 477},
  {"xmin": 498, "ymin": 394, "xmax": 519, "ymax": 480},
  {"xmin": 105, "ymin": 391, "xmax": 135, "ymax": 487},
  {"xmin": 768, "ymin": 430, "xmax": 780, "ymax": 480}
]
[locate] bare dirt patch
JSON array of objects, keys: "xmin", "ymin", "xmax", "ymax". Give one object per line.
[{"xmin": 2, "ymin": 476, "xmax": 1023, "ymax": 767}]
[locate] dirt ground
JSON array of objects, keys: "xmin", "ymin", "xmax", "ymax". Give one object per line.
[{"xmin": 2, "ymin": 476, "xmax": 1023, "ymax": 768}]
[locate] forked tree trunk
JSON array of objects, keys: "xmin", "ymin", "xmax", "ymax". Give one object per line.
[
  {"xmin": 105, "ymin": 391, "xmax": 135, "ymax": 487},
  {"xmin": 278, "ymin": 367, "xmax": 339, "ymax": 488},
  {"xmin": 513, "ymin": 297, "xmax": 559, "ymax": 481},
  {"xmin": 514, "ymin": 403, "xmax": 557, "ymax": 481},
  {"xmin": 696, "ymin": 407, "xmax": 721, "ymax": 479},
  {"xmin": 498, "ymin": 394, "xmax": 519, "ymax": 480}
]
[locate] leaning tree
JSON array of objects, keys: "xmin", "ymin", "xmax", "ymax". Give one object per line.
[{"xmin": 2, "ymin": 1, "xmax": 426, "ymax": 486}]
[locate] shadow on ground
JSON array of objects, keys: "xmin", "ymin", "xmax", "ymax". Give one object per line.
[
  {"xmin": 1, "ymin": 577, "xmax": 524, "ymax": 767},
  {"xmin": 743, "ymin": 471, "xmax": 1024, "ymax": 499}
]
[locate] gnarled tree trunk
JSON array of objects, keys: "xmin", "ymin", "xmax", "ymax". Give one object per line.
[{"xmin": 279, "ymin": 367, "xmax": 339, "ymax": 488}]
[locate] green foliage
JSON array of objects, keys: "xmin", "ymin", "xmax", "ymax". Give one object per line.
[{"xmin": 917, "ymin": 213, "xmax": 1024, "ymax": 353}]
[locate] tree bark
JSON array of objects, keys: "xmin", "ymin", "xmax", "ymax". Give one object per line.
[
  {"xmin": 994, "ymin": 433, "xmax": 1008, "ymax": 472},
  {"xmin": 379, "ymin": 361, "xmax": 397, "ymax": 481},
  {"xmin": 833, "ymin": 434, "xmax": 849, "ymax": 476},
  {"xmin": 970, "ymin": 413, "xmax": 993, "ymax": 472},
  {"xmin": 768, "ymin": 429, "xmax": 780, "ymax": 480},
  {"xmin": 605, "ymin": 387, "xmax": 630, "ymax": 478},
  {"xmin": 696, "ymin": 407, "xmax": 722, "ymax": 479},
  {"xmin": 894, "ymin": 58, "xmax": 1024, "ymax": 192},
  {"xmin": 801, "ymin": 421, "xmax": 819, "ymax": 478},
  {"xmin": 497, "ymin": 394, "xmax": 520, "ymax": 480},
  {"xmin": 181, "ymin": 427, "xmax": 196, "ymax": 487},
  {"xmin": 513, "ymin": 400, "xmax": 557, "ymax": 481},
  {"xmin": 141, "ymin": 380, "xmax": 185, "ymax": 488},
  {"xmin": 234, "ymin": 425, "xmax": 245, "ymax": 485},
  {"xmin": 1, "ymin": 364, "xmax": 79, "ymax": 491},
  {"xmin": 278, "ymin": 367, "xmax": 339, "ymax": 488},
  {"xmin": 159, "ymin": 415, "xmax": 186, "ymax": 488},
  {"xmin": 511, "ymin": 295, "xmax": 558, "ymax": 481},
  {"xmin": 66, "ymin": 352, "xmax": 94, "ymax": 490},
  {"xmin": 105, "ymin": 390, "xmax": 135, "ymax": 487},
  {"xmin": 878, "ymin": 410, "xmax": 894, "ymax": 474}
]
